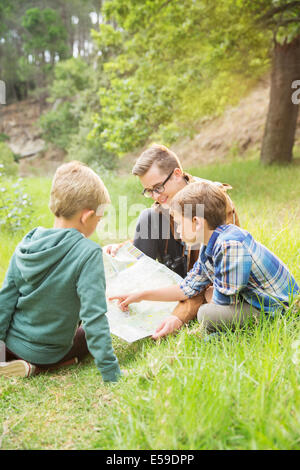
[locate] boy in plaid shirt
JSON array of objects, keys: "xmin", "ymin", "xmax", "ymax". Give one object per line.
[{"xmin": 110, "ymin": 182, "xmax": 299, "ymax": 332}]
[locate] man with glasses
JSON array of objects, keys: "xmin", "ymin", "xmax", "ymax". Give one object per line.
[{"xmin": 108, "ymin": 144, "xmax": 239, "ymax": 338}]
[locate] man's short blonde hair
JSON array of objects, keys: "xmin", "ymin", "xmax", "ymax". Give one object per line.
[
  {"xmin": 49, "ymin": 161, "xmax": 110, "ymax": 219},
  {"xmin": 171, "ymin": 181, "xmax": 227, "ymax": 229},
  {"xmin": 132, "ymin": 144, "xmax": 183, "ymax": 176}
]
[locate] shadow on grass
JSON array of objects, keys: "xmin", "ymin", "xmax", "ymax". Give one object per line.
[{"xmin": 112, "ymin": 335, "xmax": 158, "ymax": 367}]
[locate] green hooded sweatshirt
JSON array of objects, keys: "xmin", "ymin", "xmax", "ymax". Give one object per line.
[{"xmin": 0, "ymin": 227, "xmax": 121, "ymax": 382}]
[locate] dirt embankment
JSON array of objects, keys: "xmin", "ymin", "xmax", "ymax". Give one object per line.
[
  {"xmin": 173, "ymin": 82, "xmax": 272, "ymax": 167},
  {"xmin": 0, "ymin": 99, "xmax": 65, "ymax": 176},
  {"xmin": 121, "ymin": 78, "xmax": 300, "ymax": 171}
]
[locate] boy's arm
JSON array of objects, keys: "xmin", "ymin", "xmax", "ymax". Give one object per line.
[
  {"xmin": 109, "ymin": 285, "xmax": 187, "ymax": 311},
  {"xmin": 143, "ymin": 285, "xmax": 187, "ymax": 302},
  {"xmin": 136, "ymin": 257, "xmax": 211, "ymax": 305},
  {"xmin": 77, "ymin": 248, "xmax": 121, "ymax": 383},
  {"xmin": 0, "ymin": 254, "xmax": 19, "ymax": 341},
  {"xmin": 151, "ymin": 257, "xmax": 212, "ymax": 339},
  {"xmin": 213, "ymin": 241, "xmax": 252, "ymax": 305},
  {"xmin": 179, "ymin": 256, "xmax": 212, "ymax": 299}
]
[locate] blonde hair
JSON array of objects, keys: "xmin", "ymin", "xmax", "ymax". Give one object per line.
[
  {"xmin": 171, "ymin": 181, "xmax": 227, "ymax": 229},
  {"xmin": 49, "ymin": 161, "xmax": 110, "ymax": 219},
  {"xmin": 132, "ymin": 144, "xmax": 183, "ymax": 176}
]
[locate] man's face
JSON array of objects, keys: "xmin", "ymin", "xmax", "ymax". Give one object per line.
[{"xmin": 139, "ymin": 164, "xmax": 185, "ymax": 208}]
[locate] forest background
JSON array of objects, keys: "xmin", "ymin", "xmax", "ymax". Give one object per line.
[{"xmin": 1, "ymin": 0, "xmax": 300, "ymax": 170}]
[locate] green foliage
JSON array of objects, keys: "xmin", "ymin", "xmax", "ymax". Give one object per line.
[
  {"xmin": 48, "ymin": 58, "xmax": 91, "ymax": 100},
  {"xmin": 0, "ymin": 144, "xmax": 33, "ymax": 233},
  {"xmin": 0, "ymin": 143, "xmax": 18, "ymax": 177},
  {"xmin": 3, "ymin": 0, "xmax": 299, "ymax": 166},
  {"xmin": 246, "ymin": 0, "xmax": 300, "ymax": 45},
  {"xmin": 93, "ymin": 79, "xmax": 176, "ymax": 154},
  {"xmin": 40, "ymin": 102, "xmax": 77, "ymax": 150},
  {"xmin": 39, "ymin": 56, "xmax": 118, "ymax": 170},
  {"xmin": 13, "ymin": 6, "xmax": 71, "ymax": 101},
  {"xmin": 0, "ymin": 178, "xmax": 33, "ymax": 233},
  {"xmin": 0, "ymin": 0, "xmax": 98, "ymax": 102},
  {"xmin": 39, "ymin": 57, "xmax": 93, "ymax": 151},
  {"xmin": 38, "ymin": 57, "xmax": 89, "ymax": 151},
  {"xmin": 0, "ymin": 133, "xmax": 9, "ymax": 143},
  {"xmin": 0, "ymin": 0, "xmax": 12, "ymax": 35},
  {"xmin": 67, "ymin": 124, "xmax": 118, "ymax": 170},
  {"xmin": 2, "ymin": 0, "xmax": 300, "ymax": 168},
  {"xmin": 89, "ymin": 0, "xmax": 272, "ymax": 156},
  {"xmin": 91, "ymin": 24, "xmax": 123, "ymax": 52},
  {"xmin": 21, "ymin": 7, "xmax": 69, "ymax": 62}
]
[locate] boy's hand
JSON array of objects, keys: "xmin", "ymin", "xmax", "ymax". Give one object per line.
[
  {"xmin": 109, "ymin": 292, "xmax": 143, "ymax": 311},
  {"xmin": 152, "ymin": 315, "xmax": 183, "ymax": 340}
]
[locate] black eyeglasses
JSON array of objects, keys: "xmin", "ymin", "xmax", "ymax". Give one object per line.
[{"xmin": 142, "ymin": 170, "xmax": 174, "ymax": 198}]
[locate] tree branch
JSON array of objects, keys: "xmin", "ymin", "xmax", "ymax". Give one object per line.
[
  {"xmin": 260, "ymin": 1, "xmax": 300, "ymax": 23},
  {"xmin": 275, "ymin": 17, "xmax": 300, "ymax": 27}
]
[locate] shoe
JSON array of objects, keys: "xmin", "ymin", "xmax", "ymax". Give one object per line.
[
  {"xmin": 45, "ymin": 357, "xmax": 79, "ymax": 372},
  {"xmin": 0, "ymin": 360, "xmax": 36, "ymax": 377}
]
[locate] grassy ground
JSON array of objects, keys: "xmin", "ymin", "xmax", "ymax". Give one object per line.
[{"xmin": 0, "ymin": 157, "xmax": 299, "ymax": 450}]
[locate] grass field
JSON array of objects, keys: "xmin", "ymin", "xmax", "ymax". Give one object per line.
[{"xmin": 0, "ymin": 157, "xmax": 299, "ymax": 450}]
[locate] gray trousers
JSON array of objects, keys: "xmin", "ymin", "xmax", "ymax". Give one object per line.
[{"xmin": 197, "ymin": 302, "xmax": 260, "ymax": 332}]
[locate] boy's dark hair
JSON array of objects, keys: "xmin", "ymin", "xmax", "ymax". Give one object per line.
[{"xmin": 171, "ymin": 181, "xmax": 227, "ymax": 229}]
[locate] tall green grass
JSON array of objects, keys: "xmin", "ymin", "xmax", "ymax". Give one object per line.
[{"xmin": 0, "ymin": 157, "xmax": 299, "ymax": 450}]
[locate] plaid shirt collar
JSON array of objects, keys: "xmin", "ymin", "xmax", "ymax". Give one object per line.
[{"xmin": 204, "ymin": 225, "xmax": 227, "ymax": 258}]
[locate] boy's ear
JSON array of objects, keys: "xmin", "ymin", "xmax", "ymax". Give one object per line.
[{"xmin": 80, "ymin": 209, "xmax": 95, "ymax": 224}]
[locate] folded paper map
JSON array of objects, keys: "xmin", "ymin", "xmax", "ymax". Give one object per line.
[{"xmin": 103, "ymin": 242, "xmax": 183, "ymax": 342}]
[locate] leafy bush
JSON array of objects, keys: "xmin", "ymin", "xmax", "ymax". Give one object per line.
[
  {"xmin": 0, "ymin": 133, "xmax": 9, "ymax": 143},
  {"xmin": 48, "ymin": 57, "xmax": 91, "ymax": 100},
  {"xmin": 39, "ymin": 58, "xmax": 94, "ymax": 153},
  {"xmin": 92, "ymin": 79, "xmax": 176, "ymax": 155},
  {"xmin": 39, "ymin": 57, "xmax": 118, "ymax": 169},
  {"xmin": 0, "ymin": 147, "xmax": 33, "ymax": 233},
  {"xmin": 39, "ymin": 102, "xmax": 78, "ymax": 150},
  {"xmin": 0, "ymin": 178, "xmax": 33, "ymax": 233},
  {"xmin": 67, "ymin": 134, "xmax": 118, "ymax": 170},
  {"xmin": 0, "ymin": 142, "xmax": 18, "ymax": 177}
]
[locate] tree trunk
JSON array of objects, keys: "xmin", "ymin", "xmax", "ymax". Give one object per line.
[{"xmin": 261, "ymin": 35, "xmax": 300, "ymax": 165}]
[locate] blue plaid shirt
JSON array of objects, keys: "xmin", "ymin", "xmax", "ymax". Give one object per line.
[{"xmin": 180, "ymin": 225, "xmax": 299, "ymax": 313}]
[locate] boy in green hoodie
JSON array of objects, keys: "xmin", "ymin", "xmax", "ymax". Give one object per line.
[{"xmin": 0, "ymin": 161, "xmax": 121, "ymax": 382}]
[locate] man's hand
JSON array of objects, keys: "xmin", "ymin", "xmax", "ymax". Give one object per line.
[
  {"xmin": 204, "ymin": 286, "xmax": 214, "ymax": 303},
  {"xmin": 105, "ymin": 242, "xmax": 125, "ymax": 257},
  {"xmin": 109, "ymin": 292, "xmax": 143, "ymax": 311},
  {"xmin": 152, "ymin": 315, "xmax": 183, "ymax": 340}
]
